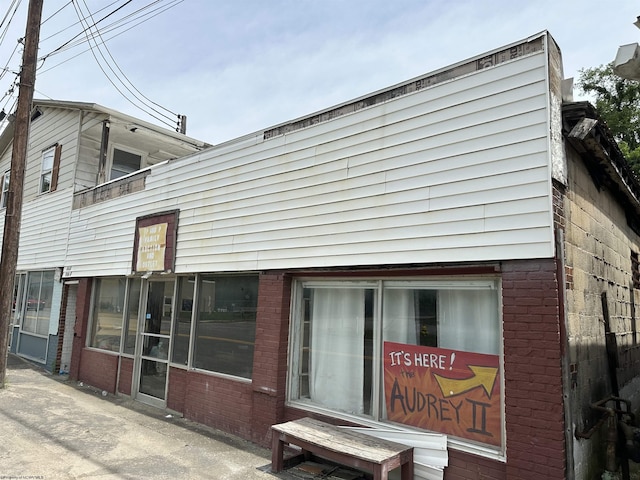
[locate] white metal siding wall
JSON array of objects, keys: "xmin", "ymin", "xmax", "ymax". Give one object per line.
[
  {"xmin": 17, "ymin": 189, "xmax": 74, "ymax": 270},
  {"xmin": 23, "ymin": 107, "xmax": 80, "ymax": 200},
  {"xmin": 66, "ymin": 51, "xmax": 554, "ymax": 276}
]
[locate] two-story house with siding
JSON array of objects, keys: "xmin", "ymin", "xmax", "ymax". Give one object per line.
[
  {"xmin": 0, "ymin": 100, "xmax": 209, "ymax": 372},
  {"xmin": 5, "ymin": 30, "xmax": 640, "ymax": 479}
]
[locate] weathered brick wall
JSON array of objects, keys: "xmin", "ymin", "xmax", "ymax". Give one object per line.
[
  {"xmin": 70, "ymin": 278, "xmax": 92, "ymax": 381},
  {"xmin": 446, "ymin": 451, "xmax": 507, "ymax": 479},
  {"xmin": 251, "ymin": 272, "xmax": 292, "ymax": 445},
  {"xmin": 167, "ymin": 366, "xmax": 188, "ymax": 413},
  {"xmin": 502, "ymin": 259, "xmax": 565, "ymax": 480},
  {"xmin": 53, "ymin": 283, "xmax": 69, "ymax": 373},
  {"xmin": 182, "ymin": 369, "xmax": 253, "ymax": 440},
  {"xmin": 563, "ymin": 144, "xmax": 640, "ymax": 477},
  {"xmin": 78, "ymin": 348, "xmax": 118, "ymax": 393},
  {"xmin": 118, "ymin": 357, "xmax": 133, "ymax": 395}
]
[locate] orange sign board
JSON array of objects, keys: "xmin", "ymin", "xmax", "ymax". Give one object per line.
[{"xmin": 384, "ymin": 341, "xmax": 501, "ymax": 446}]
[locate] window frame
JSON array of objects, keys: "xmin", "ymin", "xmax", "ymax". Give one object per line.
[
  {"xmin": 88, "ymin": 277, "xmax": 127, "ymax": 352},
  {"xmin": 1, "ymin": 169, "xmax": 9, "ymax": 208},
  {"xmin": 191, "ymin": 273, "xmax": 259, "ymax": 380},
  {"xmin": 39, "ymin": 144, "xmax": 61, "ymax": 193},
  {"xmin": 109, "ymin": 144, "xmax": 145, "ymax": 181},
  {"xmin": 287, "ymin": 276, "xmax": 505, "ymax": 458},
  {"xmin": 20, "ymin": 270, "xmax": 54, "ymax": 337}
]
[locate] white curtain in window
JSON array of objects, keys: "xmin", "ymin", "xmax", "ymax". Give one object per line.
[
  {"xmin": 437, "ymin": 289, "xmax": 498, "ymax": 354},
  {"xmin": 310, "ymin": 288, "xmax": 365, "ymax": 414},
  {"xmin": 383, "ymin": 288, "xmax": 417, "ymax": 344}
]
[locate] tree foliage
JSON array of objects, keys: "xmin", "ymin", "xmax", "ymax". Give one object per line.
[{"xmin": 577, "ymin": 63, "xmax": 640, "ymax": 175}]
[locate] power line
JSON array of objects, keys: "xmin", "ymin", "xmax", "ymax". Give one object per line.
[
  {"xmin": 40, "ymin": 0, "xmax": 182, "ymax": 62},
  {"xmin": 42, "ymin": 0, "xmax": 134, "ymax": 59},
  {"xmin": 0, "ymin": 0, "xmax": 23, "ymax": 47},
  {"xmin": 70, "ymin": 0, "xmax": 178, "ymax": 128}
]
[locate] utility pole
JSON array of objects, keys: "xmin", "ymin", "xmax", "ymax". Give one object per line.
[{"xmin": 0, "ymin": 0, "xmax": 43, "ymax": 388}]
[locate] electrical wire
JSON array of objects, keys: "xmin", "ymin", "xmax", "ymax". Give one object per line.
[
  {"xmin": 1, "ymin": 0, "xmax": 185, "ymax": 131},
  {"xmin": 40, "ymin": 0, "xmax": 182, "ymax": 61},
  {"xmin": 70, "ymin": 0, "xmax": 178, "ymax": 128},
  {"xmin": 42, "ymin": 0, "xmax": 134, "ymax": 59},
  {"xmin": 0, "ymin": 0, "xmax": 23, "ymax": 48},
  {"xmin": 40, "ymin": 1, "xmax": 73, "ymax": 26}
]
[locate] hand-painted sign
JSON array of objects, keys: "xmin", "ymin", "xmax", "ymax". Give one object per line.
[
  {"xmin": 384, "ymin": 341, "xmax": 501, "ymax": 447},
  {"xmin": 131, "ymin": 210, "xmax": 178, "ymax": 274},
  {"xmin": 136, "ymin": 223, "xmax": 168, "ymax": 272}
]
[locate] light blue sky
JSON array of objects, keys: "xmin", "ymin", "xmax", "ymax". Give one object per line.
[{"xmin": 0, "ymin": 0, "xmax": 638, "ymax": 143}]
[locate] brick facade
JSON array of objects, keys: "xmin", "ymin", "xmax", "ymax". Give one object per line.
[
  {"xmin": 71, "ymin": 265, "xmax": 569, "ymax": 478},
  {"xmin": 250, "ymin": 272, "xmax": 292, "ymax": 444},
  {"xmin": 502, "ymin": 259, "xmax": 565, "ymax": 480}
]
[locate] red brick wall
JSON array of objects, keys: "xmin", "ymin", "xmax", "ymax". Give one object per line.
[
  {"xmin": 446, "ymin": 451, "xmax": 507, "ymax": 479},
  {"xmin": 53, "ymin": 283, "xmax": 69, "ymax": 373},
  {"xmin": 118, "ymin": 357, "xmax": 134, "ymax": 395},
  {"xmin": 167, "ymin": 366, "xmax": 188, "ymax": 413},
  {"xmin": 70, "ymin": 278, "xmax": 92, "ymax": 381},
  {"xmin": 78, "ymin": 348, "xmax": 118, "ymax": 393},
  {"xmin": 251, "ymin": 272, "xmax": 292, "ymax": 445},
  {"xmin": 502, "ymin": 259, "xmax": 566, "ymax": 480},
  {"xmin": 181, "ymin": 369, "xmax": 253, "ymax": 439}
]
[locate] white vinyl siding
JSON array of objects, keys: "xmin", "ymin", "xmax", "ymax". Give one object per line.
[
  {"xmin": 24, "ymin": 107, "xmax": 80, "ymax": 199},
  {"xmin": 17, "ymin": 189, "xmax": 74, "ymax": 270},
  {"xmin": 65, "ymin": 47, "xmax": 553, "ymax": 276}
]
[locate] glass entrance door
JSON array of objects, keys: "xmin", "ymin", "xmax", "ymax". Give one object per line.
[{"xmin": 136, "ymin": 279, "xmax": 173, "ymax": 406}]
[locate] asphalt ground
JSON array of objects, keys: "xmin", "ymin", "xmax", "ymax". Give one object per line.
[{"xmin": 0, "ymin": 353, "xmax": 276, "ymax": 480}]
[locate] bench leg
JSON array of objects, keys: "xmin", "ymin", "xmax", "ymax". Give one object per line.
[
  {"xmin": 400, "ymin": 460, "xmax": 414, "ymax": 480},
  {"xmin": 271, "ymin": 435, "xmax": 284, "ymax": 473},
  {"xmin": 372, "ymin": 464, "xmax": 382, "ymax": 480}
]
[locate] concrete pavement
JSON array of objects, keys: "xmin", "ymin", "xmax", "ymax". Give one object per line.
[{"xmin": 0, "ymin": 354, "xmax": 275, "ymax": 479}]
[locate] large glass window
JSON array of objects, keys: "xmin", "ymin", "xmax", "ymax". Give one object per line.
[
  {"xmin": 171, "ymin": 276, "xmax": 195, "ymax": 365},
  {"xmin": 290, "ymin": 278, "xmax": 502, "ymax": 449},
  {"xmin": 193, "ymin": 275, "xmax": 258, "ymax": 379},
  {"xmin": 122, "ymin": 278, "xmax": 141, "ymax": 355},
  {"xmin": 22, "ymin": 271, "xmax": 54, "ymax": 336},
  {"xmin": 89, "ymin": 278, "xmax": 126, "ymax": 351}
]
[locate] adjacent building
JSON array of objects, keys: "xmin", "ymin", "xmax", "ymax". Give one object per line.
[
  {"xmin": 3, "ymin": 31, "xmax": 639, "ymax": 479},
  {"xmin": 0, "ymin": 100, "xmax": 209, "ymax": 371}
]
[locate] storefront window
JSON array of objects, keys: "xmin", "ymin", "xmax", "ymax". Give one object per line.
[
  {"xmin": 193, "ymin": 275, "xmax": 258, "ymax": 379},
  {"xmin": 290, "ymin": 278, "xmax": 502, "ymax": 449},
  {"xmin": 122, "ymin": 278, "xmax": 141, "ymax": 355},
  {"xmin": 22, "ymin": 270, "xmax": 54, "ymax": 336},
  {"xmin": 171, "ymin": 276, "xmax": 195, "ymax": 365},
  {"xmin": 89, "ymin": 278, "xmax": 126, "ymax": 351}
]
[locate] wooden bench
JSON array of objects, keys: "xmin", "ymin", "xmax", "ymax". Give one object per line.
[{"xmin": 271, "ymin": 417, "xmax": 414, "ymax": 480}]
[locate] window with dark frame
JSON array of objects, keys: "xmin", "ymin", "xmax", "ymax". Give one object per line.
[
  {"xmin": 110, "ymin": 148, "xmax": 142, "ymax": 180},
  {"xmin": 632, "ymin": 251, "xmax": 640, "ymax": 289}
]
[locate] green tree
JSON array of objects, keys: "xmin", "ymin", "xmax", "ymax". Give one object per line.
[{"xmin": 577, "ymin": 63, "xmax": 640, "ymax": 175}]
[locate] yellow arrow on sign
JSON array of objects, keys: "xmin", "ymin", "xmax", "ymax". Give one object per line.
[{"xmin": 434, "ymin": 366, "xmax": 499, "ymax": 399}]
